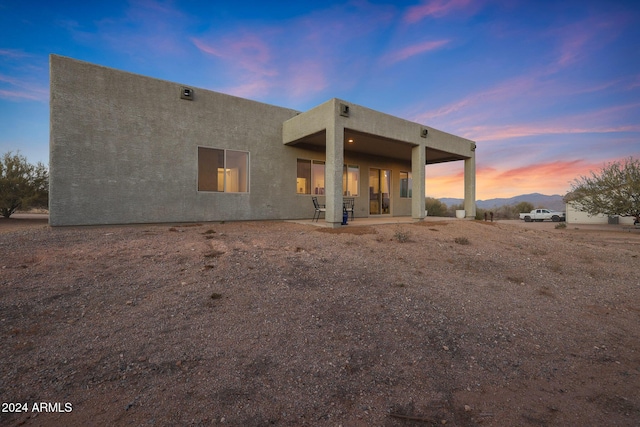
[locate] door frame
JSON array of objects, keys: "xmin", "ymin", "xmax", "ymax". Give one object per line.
[{"xmin": 369, "ymin": 168, "xmax": 391, "ymax": 216}]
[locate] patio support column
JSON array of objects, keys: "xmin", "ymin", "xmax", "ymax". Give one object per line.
[
  {"xmin": 411, "ymin": 145, "xmax": 426, "ymax": 220},
  {"xmin": 325, "ymin": 117, "xmax": 344, "ymax": 227},
  {"xmin": 464, "ymin": 143, "xmax": 476, "ymax": 218}
]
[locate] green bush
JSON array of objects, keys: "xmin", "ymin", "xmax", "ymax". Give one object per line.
[{"xmin": 0, "ymin": 152, "xmax": 48, "ymax": 218}]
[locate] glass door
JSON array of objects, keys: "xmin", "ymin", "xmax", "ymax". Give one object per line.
[{"xmin": 369, "ymin": 168, "xmax": 391, "ymax": 215}]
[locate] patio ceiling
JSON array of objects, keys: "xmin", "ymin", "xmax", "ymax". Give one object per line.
[{"xmin": 285, "ymin": 128, "xmax": 467, "ymax": 164}]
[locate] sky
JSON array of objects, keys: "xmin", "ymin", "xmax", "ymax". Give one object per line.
[{"xmin": 1, "ymin": 0, "xmax": 639, "ymax": 200}]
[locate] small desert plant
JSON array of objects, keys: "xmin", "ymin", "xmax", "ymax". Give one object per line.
[
  {"xmin": 204, "ymin": 250, "xmax": 225, "ymax": 258},
  {"xmin": 537, "ymin": 286, "xmax": 555, "ymax": 298},
  {"xmin": 394, "ymin": 227, "xmax": 411, "ymax": 243},
  {"xmin": 548, "ymin": 261, "xmax": 562, "ymax": 273},
  {"xmin": 454, "ymin": 236, "xmax": 470, "ymax": 245},
  {"xmin": 555, "ymin": 222, "xmax": 567, "ymax": 229}
]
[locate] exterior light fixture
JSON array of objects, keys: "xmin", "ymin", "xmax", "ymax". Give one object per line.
[
  {"xmin": 181, "ymin": 87, "xmax": 194, "ymax": 100},
  {"xmin": 339, "ymin": 103, "xmax": 350, "ymax": 117},
  {"xmin": 420, "ymin": 127, "xmax": 428, "ymax": 138},
  {"xmin": 347, "ymin": 138, "xmax": 354, "ymax": 144}
]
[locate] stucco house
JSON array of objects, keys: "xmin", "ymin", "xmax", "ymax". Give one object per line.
[
  {"xmin": 565, "ymin": 202, "xmax": 635, "ymax": 225},
  {"xmin": 49, "ymin": 55, "xmax": 476, "ymax": 227}
]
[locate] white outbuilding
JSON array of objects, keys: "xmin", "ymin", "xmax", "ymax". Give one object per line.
[{"xmin": 565, "ymin": 202, "xmax": 636, "ymax": 225}]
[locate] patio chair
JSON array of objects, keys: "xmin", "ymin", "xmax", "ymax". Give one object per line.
[
  {"xmin": 312, "ymin": 197, "xmax": 325, "ymax": 222},
  {"xmin": 343, "ymin": 197, "xmax": 355, "ymax": 220}
]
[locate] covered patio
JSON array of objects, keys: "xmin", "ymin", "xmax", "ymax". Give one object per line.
[{"xmin": 283, "ymin": 99, "xmax": 476, "ymax": 227}]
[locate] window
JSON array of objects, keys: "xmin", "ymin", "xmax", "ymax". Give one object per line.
[
  {"xmin": 343, "ymin": 164, "xmax": 359, "ymax": 196},
  {"xmin": 400, "ymin": 171, "xmax": 412, "ymax": 198},
  {"xmin": 198, "ymin": 147, "xmax": 249, "ymax": 192},
  {"xmin": 312, "ymin": 160, "xmax": 325, "ymax": 194},
  {"xmin": 297, "ymin": 160, "xmax": 360, "ymax": 196},
  {"xmin": 296, "ymin": 159, "xmax": 311, "ymax": 194},
  {"xmin": 296, "ymin": 159, "xmax": 325, "ymax": 194}
]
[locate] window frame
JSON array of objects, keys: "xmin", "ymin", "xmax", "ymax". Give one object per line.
[
  {"xmin": 296, "ymin": 158, "xmax": 312, "ymax": 195},
  {"xmin": 399, "ymin": 171, "xmax": 412, "ymax": 198},
  {"xmin": 297, "ymin": 159, "xmax": 361, "ymax": 197},
  {"xmin": 311, "ymin": 160, "xmax": 325, "ymax": 195},
  {"xmin": 343, "ymin": 164, "xmax": 359, "ymax": 197},
  {"xmin": 197, "ymin": 146, "xmax": 250, "ymax": 193},
  {"xmin": 296, "ymin": 158, "xmax": 327, "ymax": 195}
]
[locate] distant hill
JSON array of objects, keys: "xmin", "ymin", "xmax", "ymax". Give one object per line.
[{"xmin": 438, "ymin": 193, "xmax": 566, "ymax": 211}]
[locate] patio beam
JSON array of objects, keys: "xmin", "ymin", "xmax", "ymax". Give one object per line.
[
  {"xmin": 464, "ymin": 143, "xmax": 476, "ymax": 218},
  {"xmin": 411, "ymin": 145, "xmax": 426, "ymax": 220},
  {"xmin": 324, "ymin": 102, "xmax": 345, "ymax": 227}
]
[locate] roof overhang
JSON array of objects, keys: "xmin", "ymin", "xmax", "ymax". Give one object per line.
[
  {"xmin": 283, "ymin": 99, "xmax": 475, "ymax": 165},
  {"xmin": 286, "ymin": 129, "xmax": 467, "ymax": 164}
]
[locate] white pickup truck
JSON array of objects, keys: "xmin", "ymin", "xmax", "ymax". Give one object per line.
[{"xmin": 519, "ymin": 209, "xmax": 566, "ymax": 222}]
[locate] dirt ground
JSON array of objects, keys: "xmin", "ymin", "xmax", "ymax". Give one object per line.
[{"xmin": 1, "ymin": 216, "xmax": 639, "ymax": 426}]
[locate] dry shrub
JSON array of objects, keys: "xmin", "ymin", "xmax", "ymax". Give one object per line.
[
  {"xmin": 454, "ymin": 237, "xmax": 470, "ymax": 245},
  {"xmin": 394, "ymin": 227, "xmax": 411, "ymax": 243},
  {"xmin": 204, "ymin": 250, "xmax": 225, "ymax": 258}
]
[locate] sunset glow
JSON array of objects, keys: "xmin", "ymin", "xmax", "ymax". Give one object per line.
[{"xmin": 1, "ymin": 0, "xmax": 638, "ymax": 200}]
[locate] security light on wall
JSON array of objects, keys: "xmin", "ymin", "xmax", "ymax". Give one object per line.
[
  {"xmin": 420, "ymin": 127, "xmax": 428, "ymax": 138},
  {"xmin": 339, "ymin": 103, "xmax": 350, "ymax": 117},
  {"xmin": 181, "ymin": 87, "xmax": 194, "ymax": 100}
]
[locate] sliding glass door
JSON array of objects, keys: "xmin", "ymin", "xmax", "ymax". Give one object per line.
[{"xmin": 369, "ymin": 168, "xmax": 391, "ymax": 215}]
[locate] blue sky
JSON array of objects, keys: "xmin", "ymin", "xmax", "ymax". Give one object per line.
[{"xmin": 1, "ymin": 0, "xmax": 639, "ymax": 199}]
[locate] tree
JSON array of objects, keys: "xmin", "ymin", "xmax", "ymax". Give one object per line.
[
  {"xmin": 447, "ymin": 203, "xmax": 464, "ymax": 217},
  {"xmin": 514, "ymin": 201, "xmax": 534, "ymax": 215},
  {"xmin": 0, "ymin": 152, "xmax": 49, "ymax": 218},
  {"xmin": 565, "ymin": 157, "xmax": 640, "ymax": 218},
  {"xmin": 425, "ymin": 197, "xmax": 448, "ymax": 217}
]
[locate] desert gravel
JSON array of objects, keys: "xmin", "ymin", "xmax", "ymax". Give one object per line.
[{"xmin": 1, "ymin": 218, "xmax": 639, "ymax": 426}]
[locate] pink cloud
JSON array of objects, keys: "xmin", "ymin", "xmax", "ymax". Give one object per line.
[
  {"xmin": 410, "ymin": 64, "xmax": 640, "ymax": 142},
  {"xmin": 555, "ymin": 30, "xmax": 591, "ymax": 68},
  {"xmin": 548, "ymin": 14, "xmax": 626, "ymax": 71},
  {"xmin": 223, "ymin": 79, "xmax": 273, "ymax": 99},
  {"xmin": 479, "ymin": 158, "xmax": 632, "ymax": 199},
  {"xmin": 404, "ymin": 0, "xmax": 475, "ymax": 23},
  {"xmin": 426, "ymin": 157, "xmax": 633, "ymax": 200},
  {"xmin": 464, "ymin": 103, "xmax": 640, "ymax": 142},
  {"xmin": 191, "ymin": 38, "xmax": 222, "ymax": 57},
  {"xmin": 80, "ymin": 0, "xmax": 193, "ymax": 58},
  {"xmin": 0, "ymin": 74, "xmax": 48, "ymax": 102},
  {"xmin": 192, "ymin": 35, "xmax": 277, "ymax": 78},
  {"xmin": 383, "ymin": 39, "xmax": 450, "ymax": 64},
  {"xmin": 468, "ymin": 124, "xmax": 640, "ymax": 143},
  {"xmin": 286, "ymin": 60, "xmax": 329, "ymax": 99},
  {"xmin": 190, "ymin": 1, "xmax": 396, "ymax": 100},
  {"xmin": 0, "ymin": 89, "xmax": 44, "ymax": 101},
  {"xmin": 494, "ymin": 160, "xmax": 586, "ymax": 181},
  {"xmin": 475, "ymin": 159, "xmax": 602, "ymax": 198},
  {"xmin": 411, "ymin": 73, "xmax": 540, "ymax": 124},
  {"xmin": 0, "ymin": 49, "xmax": 30, "ymax": 59}
]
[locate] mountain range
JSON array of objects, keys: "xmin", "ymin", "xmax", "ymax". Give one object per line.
[{"xmin": 438, "ymin": 193, "xmax": 566, "ymax": 212}]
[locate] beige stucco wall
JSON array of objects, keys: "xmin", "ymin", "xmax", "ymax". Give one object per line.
[
  {"xmin": 50, "ymin": 55, "xmax": 475, "ymax": 226},
  {"xmin": 565, "ymin": 203, "xmax": 635, "ymax": 225},
  {"xmin": 50, "ymin": 55, "xmax": 309, "ymax": 225}
]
